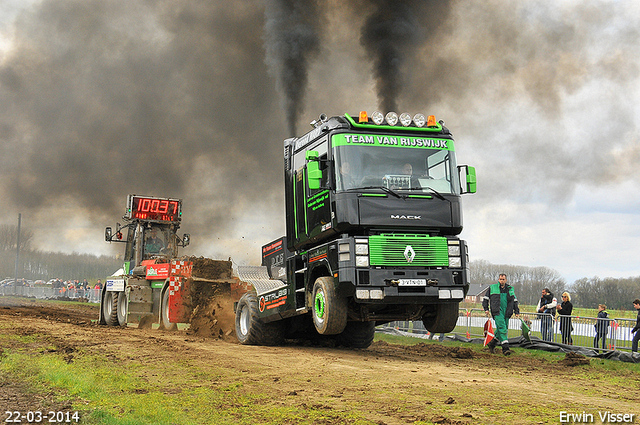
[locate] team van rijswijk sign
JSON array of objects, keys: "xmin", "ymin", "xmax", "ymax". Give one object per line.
[{"xmin": 332, "ymin": 133, "xmax": 454, "ymax": 150}]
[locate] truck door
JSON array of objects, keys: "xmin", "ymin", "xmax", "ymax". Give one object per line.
[{"xmin": 292, "ymin": 138, "xmax": 330, "ymax": 244}]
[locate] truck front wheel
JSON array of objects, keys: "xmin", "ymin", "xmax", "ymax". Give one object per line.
[
  {"xmin": 235, "ymin": 292, "xmax": 284, "ymax": 346},
  {"xmin": 311, "ymin": 276, "xmax": 347, "ymax": 335},
  {"xmin": 422, "ymin": 302, "xmax": 459, "ymax": 333}
]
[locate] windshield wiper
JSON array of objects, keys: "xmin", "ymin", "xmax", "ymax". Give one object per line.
[
  {"xmin": 360, "ymin": 186, "xmax": 403, "ymax": 198},
  {"xmin": 423, "ymin": 186, "xmax": 446, "ymax": 200}
]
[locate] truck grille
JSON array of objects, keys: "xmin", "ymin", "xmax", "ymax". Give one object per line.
[{"xmin": 369, "ymin": 234, "xmax": 448, "ymax": 267}]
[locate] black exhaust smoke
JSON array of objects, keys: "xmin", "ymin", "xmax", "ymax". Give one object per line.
[
  {"xmin": 358, "ymin": 0, "xmax": 452, "ymax": 112},
  {"xmin": 263, "ymin": 0, "xmax": 323, "ymax": 136}
]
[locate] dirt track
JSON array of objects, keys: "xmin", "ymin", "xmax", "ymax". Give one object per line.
[{"xmin": 1, "ymin": 297, "xmax": 639, "ymax": 425}]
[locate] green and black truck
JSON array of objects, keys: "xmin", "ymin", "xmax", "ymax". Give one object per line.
[{"xmin": 234, "ymin": 111, "xmax": 476, "ymax": 347}]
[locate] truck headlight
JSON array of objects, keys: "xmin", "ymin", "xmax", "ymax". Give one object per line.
[
  {"xmin": 447, "ymin": 240, "xmax": 461, "ymax": 268},
  {"xmin": 355, "ymin": 256, "xmax": 369, "ymax": 267},
  {"xmin": 355, "ymin": 243, "xmax": 368, "ymax": 255},
  {"xmin": 354, "ymin": 238, "xmax": 369, "ymax": 267}
]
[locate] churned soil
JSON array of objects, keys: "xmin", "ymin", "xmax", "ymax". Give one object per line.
[{"xmin": 1, "ymin": 296, "xmax": 638, "ymax": 425}]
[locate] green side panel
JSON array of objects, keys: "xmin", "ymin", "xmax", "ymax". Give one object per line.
[
  {"xmin": 303, "ymin": 168, "xmax": 308, "ymax": 234},
  {"xmin": 124, "ymin": 261, "xmax": 131, "ymax": 275},
  {"xmin": 369, "ymin": 234, "xmax": 449, "ymax": 267},
  {"xmin": 151, "ymin": 281, "xmax": 164, "ymax": 289}
]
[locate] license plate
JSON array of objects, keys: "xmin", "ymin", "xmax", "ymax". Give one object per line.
[{"xmin": 398, "ymin": 279, "xmax": 427, "ymax": 286}]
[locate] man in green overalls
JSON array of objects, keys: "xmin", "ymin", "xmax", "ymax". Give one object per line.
[{"xmin": 482, "ymin": 273, "xmax": 520, "ymax": 356}]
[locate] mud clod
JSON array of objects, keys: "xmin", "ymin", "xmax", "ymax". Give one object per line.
[{"xmin": 559, "ymin": 352, "xmax": 590, "ymax": 367}]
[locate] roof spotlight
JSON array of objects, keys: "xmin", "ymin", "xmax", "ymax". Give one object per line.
[
  {"xmin": 371, "ymin": 111, "xmax": 384, "ymax": 125},
  {"xmin": 399, "ymin": 113, "xmax": 412, "ymax": 127},
  {"xmin": 413, "ymin": 113, "xmax": 426, "ymax": 127},
  {"xmin": 385, "ymin": 112, "xmax": 398, "ymax": 126}
]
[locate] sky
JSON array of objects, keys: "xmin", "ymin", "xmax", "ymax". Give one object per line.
[{"xmin": 1, "ymin": 0, "xmax": 639, "ymax": 284}]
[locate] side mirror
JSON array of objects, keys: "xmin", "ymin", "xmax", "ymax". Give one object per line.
[
  {"xmin": 105, "ymin": 227, "xmax": 112, "ymax": 242},
  {"xmin": 182, "ymin": 234, "xmax": 190, "ymax": 247},
  {"xmin": 306, "ymin": 150, "xmax": 322, "ymax": 190},
  {"xmin": 458, "ymin": 165, "xmax": 477, "ymax": 194}
]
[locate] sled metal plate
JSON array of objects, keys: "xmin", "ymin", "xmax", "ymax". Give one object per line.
[{"xmin": 237, "ymin": 266, "xmax": 287, "ymax": 296}]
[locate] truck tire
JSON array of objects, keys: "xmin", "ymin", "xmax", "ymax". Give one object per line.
[
  {"xmin": 337, "ymin": 321, "xmax": 376, "ymax": 348},
  {"xmin": 235, "ymin": 292, "xmax": 284, "ymax": 346},
  {"xmin": 422, "ymin": 302, "xmax": 459, "ymax": 333},
  {"xmin": 102, "ymin": 291, "xmax": 119, "ymax": 326},
  {"xmin": 160, "ymin": 289, "xmax": 177, "ymax": 331},
  {"xmin": 116, "ymin": 291, "xmax": 127, "ymax": 326},
  {"xmin": 311, "ymin": 276, "xmax": 347, "ymax": 335}
]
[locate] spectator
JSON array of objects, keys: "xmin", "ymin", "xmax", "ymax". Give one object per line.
[
  {"xmin": 631, "ymin": 299, "xmax": 640, "ymax": 353},
  {"xmin": 536, "ymin": 288, "xmax": 557, "ymax": 342},
  {"xmin": 594, "ymin": 304, "xmax": 610, "ymax": 350},
  {"xmin": 556, "ymin": 292, "xmax": 573, "ymax": 345},
  {"xmin": 482, "ymin": 273, "xmax": 520, "ymax": 356}
]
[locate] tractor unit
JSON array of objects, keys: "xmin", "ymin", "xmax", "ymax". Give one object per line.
[{"xmin": 234, "ymin": 111, "xmax": 476, "ymax": 348}]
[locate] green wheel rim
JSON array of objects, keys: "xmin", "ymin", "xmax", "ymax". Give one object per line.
[{"xmin": 315, "ymin": 291, "xmax": 325, "ymax": 319}]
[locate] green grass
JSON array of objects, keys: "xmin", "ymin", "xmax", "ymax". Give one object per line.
[{"xmin": 1, "ymin": 334, "xmax": 370, "ymax": 425}]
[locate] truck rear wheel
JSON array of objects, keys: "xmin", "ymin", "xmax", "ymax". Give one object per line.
[
  {"xmin": 311, "ymin": 276, "xmax": 347, "ymax": 335},
  {"xmin": 235, "ymin": 292, "xmax": 284, "ymax": 346},
  {"xmin": 337, "ymin": 321, "xmax": 376, "ymax": 348},
  {"xmin": 160, "ymin": 289, "xmax": 177, "ymax": 331},
  {"xmin": 102, "ymin": 291, "xmax": 119, "ymax": 326},
  {"xmin": 422, "ymin": 302, "xmax": 459, "ymax": 333}
]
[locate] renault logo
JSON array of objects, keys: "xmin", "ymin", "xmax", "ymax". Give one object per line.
[{"xmin": 404, "ymin": 245, "xmax": 416, "ymax": 263}]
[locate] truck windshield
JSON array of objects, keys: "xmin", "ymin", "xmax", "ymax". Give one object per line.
[{"xmin": 333, "ymin": 135, "xmax": 460, "ymax": 195}]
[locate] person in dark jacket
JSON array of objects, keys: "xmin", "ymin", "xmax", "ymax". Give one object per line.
[
  {"xmin": 482, "ymin": 273, "xmax": 520, "ymax": 356},
  {"xmin": 594, "ymin": 304, "xmax": 610, "ymax": 350},
  {"xmin": 537, "ymin": 288, "xmax": 557, "ymax": 342},
  {"xmin": 556, "ymin": 292, "xmax": 573, "ymax": 345},
  {"xmin": 631, "ymin": 299, "xmax": 640, "ymax": 353}
]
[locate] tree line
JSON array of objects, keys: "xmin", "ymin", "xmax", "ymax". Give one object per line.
[
  {"xmin": 0, "ymin": 225, "xmax": 120, "ymax": 283},
  {"xmin": 469, "ymin": 259, "xmax": 639, "ymax": 310}
]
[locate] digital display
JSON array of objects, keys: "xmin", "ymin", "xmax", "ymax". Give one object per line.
[{"xmin": 127, "ymin": 195, "xmax": 182, "ymax": 222}]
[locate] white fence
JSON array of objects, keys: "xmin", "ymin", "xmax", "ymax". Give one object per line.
[{"xmin": 381, "ymin": 308, "xmax": 638, "ymax": 353}]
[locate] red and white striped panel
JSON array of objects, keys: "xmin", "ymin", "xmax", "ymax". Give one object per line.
[
  {"xmin": 170, "ymin": 260, "xmax": 192, "ymax": 277},
  {"xmin": 168, "ymin": 276, "xmax": 182, "ymax": 295}
]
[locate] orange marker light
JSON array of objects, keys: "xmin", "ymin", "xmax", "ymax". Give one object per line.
[
  {"xmin": 427, "ymin": 115, "xmax": 437, "ymax": 127},
  {"xmin": 359, "ymin": 111, "xmax": 368, "ymax": 123}
]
